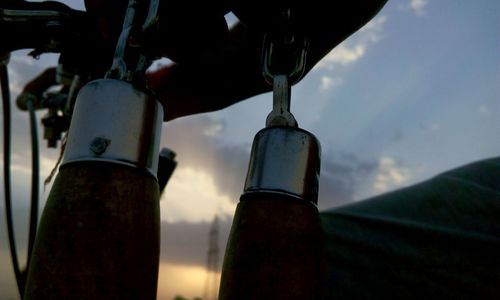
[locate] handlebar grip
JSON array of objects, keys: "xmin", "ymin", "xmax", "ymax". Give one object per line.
[
  {"xmin": 219, "ymin": 195, "xmax": 325, "ymax": 299},
  {"xmin": 24, "ymin": 162, "xmax": 161, "ymax": 299}
]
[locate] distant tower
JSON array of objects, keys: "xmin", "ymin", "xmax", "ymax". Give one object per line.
[{"xmin": 203, "ymin": 216, "xmax": 220, "ymax": 300}]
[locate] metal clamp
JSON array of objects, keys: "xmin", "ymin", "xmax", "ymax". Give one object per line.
[
  {"xmin": 260, "ymin": 9, "xmax": 308, "ymax": 128},
  {"xmin": 106, "ymin": 0, "xmax": 160, "ymax": 81},
  {"xmin": 261, "ymin": 32, "xmax": 309, "ymax": 86},
  {"xmin": 244, "ymin": 126, "xmax": 321, "ymax": 204},
  {"xmin": 61, "ymin": 79, "xmax": 163, "ymax": 177}
]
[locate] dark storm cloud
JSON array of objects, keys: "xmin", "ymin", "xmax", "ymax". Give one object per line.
[{"xmin": 318, "ymin": 153, "xmax": 378, "ymax": 210}]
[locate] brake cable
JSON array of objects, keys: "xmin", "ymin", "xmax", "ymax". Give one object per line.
[
  {"xmin": 1, "ymin": 53, "xmax": 40, "ymax": 298},
  {"xmin": 1, "ymin": 53, "xmax": 23, "ymax": 296},
  {"xmin": 25, "ymin": 89, "xmax": 40, "ymax": 280}
]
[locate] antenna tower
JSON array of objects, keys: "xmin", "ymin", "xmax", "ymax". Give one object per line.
[{"xmin": 203, "ymin": 216, "xmax": 219, "ymax": 300}]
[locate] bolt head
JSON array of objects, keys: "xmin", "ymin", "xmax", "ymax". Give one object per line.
[{"xmin": 89, "ymin": 137, "xmax": 111, "ymax": 155}]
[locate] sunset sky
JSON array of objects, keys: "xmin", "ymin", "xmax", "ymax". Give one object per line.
[{"xmin": 1, "ymin": 0, "xmax": 499, "ymax": 299}]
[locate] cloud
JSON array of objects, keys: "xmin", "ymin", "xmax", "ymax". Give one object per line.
[
  {"xmin": 400, "ymin": 0, "xmax": 429, "ymax": 16},
  {"xmin": 3, "ymin": 52, "xmax": 57, "ymax": 149},
  {"xmin": 303, "ymin": 15, "xmax": 386, "ymax": 120},
  {"xmin": 161, "ymin": 115, "xmax": 406, "ymax": 215},
  {"xmin": 322, "ymin": 44, "xmax": 366, "ymax": 67},
  {"xmin": 372, "ymin": 156, "xmax": 411, "ymax": 194},
  {"xmin": 7, "ymin": 51, "xmax": 58, "ymax": 96},
  {"xmin": 160, "ymin": 218, "xmax": 232, "ymax": 268},
  {"xmin": 160, "ymin": 116, "xmax": 250, "ymax": 221},
  {"xmin": 315, "ymin": 16, "xmax": 387, "ymax": 70},
  {"xmin": 1, "ymin": 115, "xmax": 413, "ymax": 299},
  {"xmin": 320, "ymin": 75, "xmax": 342, "ymax": 91},
  {"xmin": 317, "ymin": 153, "xmax": 378, "ymax": 210},
  {"xmin": 8, "ymin": 152, "xmax": 57, "ymax": 177},
  {"xmin": 161, "ymin": 116, "xmax": 250, "ymax": 201},
  {"xmin": 409, "ymin": 0, "xmax": 429, "ymax": 16},
  {"xmin": 160, "ymin": 167, "xmax": 237, "ymax": 223}
]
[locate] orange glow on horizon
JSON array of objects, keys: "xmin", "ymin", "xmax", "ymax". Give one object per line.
[{"xmin": 157, "ymin": 262, "xmax": 220, "ymax": 300}]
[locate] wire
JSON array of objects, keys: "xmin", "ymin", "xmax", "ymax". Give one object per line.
[
  {"xmin": 1, "ymin": 57, "xmax": 41, "ymax": 298},
  {"xmin": 1, "ymin": 60, "xmax": 24, "ymax": 297},
  {"xmin": 26, "ymin": 95, "xmax": 40, "ymax": 278}
]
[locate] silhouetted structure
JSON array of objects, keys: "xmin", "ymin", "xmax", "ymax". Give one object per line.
[{"xmin": 203, "ymin": 216, "xmax": 219, "ymax": 300}]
